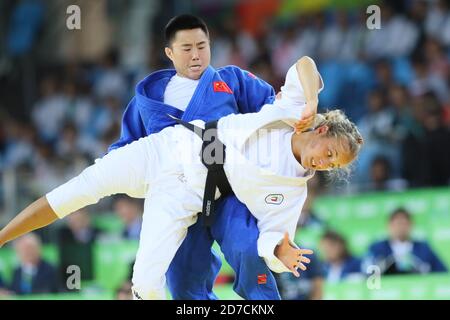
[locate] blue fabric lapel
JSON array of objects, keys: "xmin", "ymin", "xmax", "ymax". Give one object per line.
[
  {"xmin": 134, "ymin": 66, "xmax": 217, "ymax": 133},
  {"xmin": 135, "ymin": 69, "xmax": 183, "ymax": 134},
  {"xmin": 182, "ymin": 65, "xmax": 216, "ymax": 121}
]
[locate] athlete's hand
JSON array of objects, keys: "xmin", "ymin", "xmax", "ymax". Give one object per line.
[
  {"xmin": 275, "ymin": 232, "xmax": 314, "ymax": 277},
  {"xmin": 294, "ymin": 99, "xmax": 318, "ymax": 134}
]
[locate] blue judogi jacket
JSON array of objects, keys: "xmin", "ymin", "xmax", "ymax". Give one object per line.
[{"xmin": 109, "ymin": 65, "xmax": 275, "ymax": 151}]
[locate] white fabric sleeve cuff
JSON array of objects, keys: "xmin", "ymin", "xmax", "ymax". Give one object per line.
[
  {"xmin": 45, "ymin": 175, "xmax": 97, "ymax": 219},
  {"xmin": 258, "ymin": 232, "xmax": 298, "ymax": 273}
]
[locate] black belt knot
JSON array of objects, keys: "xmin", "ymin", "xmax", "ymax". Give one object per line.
[{"xmin": 169, "ymin": 116, "xmax": 232, "ymax": 227}]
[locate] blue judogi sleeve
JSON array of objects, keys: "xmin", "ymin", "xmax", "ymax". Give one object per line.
[
  {"xmin": 108, "ymin": 97, "xmax": 146, "ymax": 152},
  {"xmin": 222, "ymin": 66, "xmax": 275, "ymax": 113}
]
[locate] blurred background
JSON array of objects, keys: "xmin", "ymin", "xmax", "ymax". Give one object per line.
[{"xmin": 0, "ymin": 0, "xmax": 449, "ymax": 300}]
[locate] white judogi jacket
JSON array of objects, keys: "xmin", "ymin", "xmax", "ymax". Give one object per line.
[
  {"xmin": 220, "ymin": 106, "xmax": 314, "ymax": 273},
  {"xmin": 176, "ymin": 64, "xmax": 323, "ymax": 272},
  {"xmin": 176, "ymin": 105, "xmax": 315, "ymax": 273}
]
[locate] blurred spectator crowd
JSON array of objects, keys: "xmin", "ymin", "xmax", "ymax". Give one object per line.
[
  {"xmin": 0, "ymin": 194, "xmax": 142, "ymax": 299},
  {"xmin": 275, "ymin": 205, "xmax": 448, "ymax": 300},
  {"xmin": 274, "ymin": 174, "xmax": 448, "ymax": 300},
  {"xmin": 0, "ymin": 0, "xmax": 449, "ymax": 300}
]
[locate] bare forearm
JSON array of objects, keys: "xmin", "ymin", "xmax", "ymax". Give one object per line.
[
  {"xmin": 0, "ymin": 196, "xmax": 58, "ymax": 246},
  {"xmin": 296, "ymin": 56, "xmax": 320, "ymax": 103}
]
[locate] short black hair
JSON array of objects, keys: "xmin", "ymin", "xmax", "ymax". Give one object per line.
[
  {"xmin": 389, "ymin": 207, "xmax": 412, "ymax": 222},
  {"xmin": 164, "ymin": 14, "xmax": 209, "ymax": 46}
]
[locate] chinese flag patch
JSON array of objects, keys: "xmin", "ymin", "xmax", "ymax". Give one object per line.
[
  {"xmin": 247, "ymin": 72, "xmax": 257, "ymax": 79},
  {"xmin": 257, "ymin": 274, "xmax": 267, "ymax": 285},
  {"xmin": 213, "ymin": 81, "xmax": 233, "ymax": 94}
]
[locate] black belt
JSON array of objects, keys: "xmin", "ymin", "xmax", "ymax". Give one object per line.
[{"xmin": 169, "ymin": 116, "xmax": 233, "ymax": 227}]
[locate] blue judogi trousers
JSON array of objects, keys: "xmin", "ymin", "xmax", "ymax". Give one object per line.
[{"xmin": 166, "ymin": 194, "xmax": 281, "ymax": 300}]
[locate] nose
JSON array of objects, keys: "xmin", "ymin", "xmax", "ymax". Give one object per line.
[{"xmin": 191, "ymin": 48, "xmax": 200, "ymax": 60}]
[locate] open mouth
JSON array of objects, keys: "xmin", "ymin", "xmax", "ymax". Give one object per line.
[{"xmin": 189, "ymin": 65, "xmax": 201, "ymax": 72}]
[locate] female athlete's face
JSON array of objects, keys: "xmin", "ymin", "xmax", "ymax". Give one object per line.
[
  {"xmin": 299, "ymin": 126, "xmax": 355, "ymax": 171},
  {"xmin": 165, "ymin": 28, "xmax": 211, "ymax": 80}
]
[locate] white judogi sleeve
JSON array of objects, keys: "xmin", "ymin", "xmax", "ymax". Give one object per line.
[
  {"xmin": 46, "ymin": 137, "xmax": 151, "ymax": 218},
  {"xmin": 220, "ymin": 60, "xmax": 323, "ymax": 273},
  {"xmin": 276, "ymin": 60, "xmax": 324, "ymax": 109},
  {"xmin": 256, "ymin": 187, "xmax": 308, "ymax": 273},
  {"xmin": 255, "ymin": 62, "xmax": 321, "ymax": 273},
  {"xmin": 218, "ymin": 61, "xmax": 324, "ymax": 149}
]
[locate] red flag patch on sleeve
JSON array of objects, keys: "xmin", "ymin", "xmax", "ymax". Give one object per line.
[
  {"xmin": 213, "ymin": 81, "xmax": 233, "ymax": 94},
  {"xmin": 247, "ymin": 72, "xmax": 257, "ymax": 79},
  {"xmin": 257, "ymin": 274, "xmax": 267, "ymax": 285}
]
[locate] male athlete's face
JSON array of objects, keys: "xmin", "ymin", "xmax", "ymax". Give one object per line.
[
  {"xmin": 165, "ymin": 28, "xmax": 211, "ymax": 80},
  {"xmin": 299, "ymin": 126, "xmax": 355, "ymax": 171}
]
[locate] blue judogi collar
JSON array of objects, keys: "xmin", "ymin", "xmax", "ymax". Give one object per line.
[
  {"xmin": 135, "ymin": 66, "xmax": 216, "ymax": 125},
  {"xmin": 109, "ymin": 63, "xmax": 275, "ymax": 150}
]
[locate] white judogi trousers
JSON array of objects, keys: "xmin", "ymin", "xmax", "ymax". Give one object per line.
[
  {"xmin": 47, "ymin": 126, "xmax": 203, "ymax": 300},
  {"xmin": 124, "ymin": 128, "xmax": 204, "ymax": 299}
]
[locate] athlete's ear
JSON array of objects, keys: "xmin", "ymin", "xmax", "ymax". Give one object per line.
[
  {"xmin": 165, "ymin": 47, "xmax": 174, "ymax": 62},
  {"xmin": 315, "ymin": 125, "xmax": 329, "ymax": 135}
]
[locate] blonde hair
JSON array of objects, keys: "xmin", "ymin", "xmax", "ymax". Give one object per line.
[{"xmin": 313, "ymin": 109, "xmax": 363, "ymax": 180}]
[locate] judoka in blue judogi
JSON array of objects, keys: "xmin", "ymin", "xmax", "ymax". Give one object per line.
[{"xmin": 109, "ymin": 15, "xmax": 281, "ymax": 299}]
